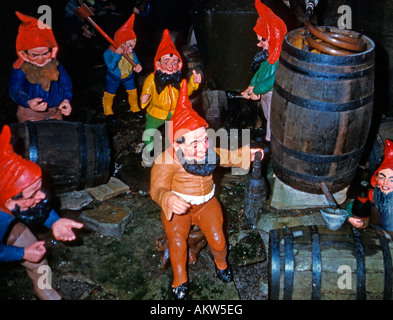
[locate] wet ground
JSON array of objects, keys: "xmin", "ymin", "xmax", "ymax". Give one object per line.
[
  {"xmin": 0, "ymin": 115, "xmax": 272, "ymax": 300},
  {"xmin": 0, "ymin": 103, "xmax": 274, "ymax": 300}
]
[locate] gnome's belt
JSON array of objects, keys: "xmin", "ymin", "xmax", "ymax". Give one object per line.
[{"xmin": 172, "ymin": 184, "xmax": 215, "ymax": 205}]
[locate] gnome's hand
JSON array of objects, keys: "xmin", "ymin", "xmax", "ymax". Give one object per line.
[
  {"xmin": 28, "ymin": 98, "xmax": 48, "ymax": 112},
  {"xmin": 167, "ymin": 194, "xmax": 191, "ymax": 215},
  {"xmin": 141, "ymin": 94, "xmax": 151, "ymax": 104},
  {"xmin": 115, "ymin": 44, "xmax": 126, "ymax": 55},
  {"xmin": 134, "ymin": 64, "xmax": 142, "ymax": 73},
  {"xmin": 241, "ymin": 86, "xmax": 260, "ymax": 100},
  {"xmin": 58, "ymin": 99, "xmax": 72, "ymax": 116},
  {"xmin": 23, "ymin": 241, "xmax": 46, "ymax": 262},
  {"xmin": 250, "ymin": 148, "xmax": 264, "ymax": 161},
  {"xmin": 52, "ymin": 218, "xmax": 83, "ymax": 241},
  {"xmin": 192, "ymin": 70, "xmax": 202, "ymax": 84},
  {"xmin": 348, "ymin": 216, "xmax": 367, "ymax": 229}
]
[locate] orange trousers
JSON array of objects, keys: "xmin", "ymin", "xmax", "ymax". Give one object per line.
[{"xmin": 161, "ymin": 196, "xmax": 228, "ymax": 288}]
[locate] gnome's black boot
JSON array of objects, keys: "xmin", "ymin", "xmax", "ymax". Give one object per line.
[
  {"xmin": 172, "ymin": 282, "xmax": 189, "ymax": 300},
  {"xmin": 216, "ymin": 265, "xmax": 233, "ymax": 283}
]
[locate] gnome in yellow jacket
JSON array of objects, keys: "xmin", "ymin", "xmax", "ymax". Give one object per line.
[
  {"xmin": 140, "ymin": 29, "xmax": 201, "ymax": 164},
  {"xmin": 102, "ymin": 13, "xmax": 142, "ymax": 115}
]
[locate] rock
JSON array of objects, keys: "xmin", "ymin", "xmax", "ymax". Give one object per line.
[
  {"xmin": 79, "ymin": 201, "xmax": 133, "ymax": 238},
  {"xmin": 58, "ymin": 190, "xmax": 93, "ymax": 210},
  {"xmin": 86, "ymin": 177, "xmax": 130, "ymax": 202}
]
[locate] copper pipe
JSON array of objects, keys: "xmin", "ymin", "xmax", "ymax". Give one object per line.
[
  {"xmin": 304, "ymin": 7, "xmax": 366, "ymax": 55},
  {"xmin": 305, "ymin": 35, "xmax": 354, "ymax": 56}
]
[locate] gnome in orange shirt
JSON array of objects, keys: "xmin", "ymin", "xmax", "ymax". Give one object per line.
[{"xmin": 150, "ymin": 80, "xmax": 263, "ymax": 299}]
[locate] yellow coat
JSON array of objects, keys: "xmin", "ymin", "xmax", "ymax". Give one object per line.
[{"xmin": 141, "ymin": 73, "xmax": 199, "ymax": 120}]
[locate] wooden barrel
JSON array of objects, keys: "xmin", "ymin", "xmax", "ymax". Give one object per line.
[
  {"xmin": 268, "ymin": 224, "xmax": 393, "ymax": 300},
  {"xmin": 9, "ymin": 120, "xmax": 111, "ymax": 193},
  {"xmin": 270, "ymin": 27, "xmax": 375, "ymax": 194}
]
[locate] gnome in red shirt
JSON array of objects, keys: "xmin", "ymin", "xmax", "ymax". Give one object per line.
[
  {"xmin": 150, "ymin": 80, "xmax": 263, "ymax": 299},
  {"xmin": 9, "ymin": 12, "xmax": 73, "ymax": 122}
]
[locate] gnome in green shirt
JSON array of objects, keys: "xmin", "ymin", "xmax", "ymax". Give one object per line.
[{"xmin": 241, "ymin": 0, "xmax": 287, "ymax": 146}]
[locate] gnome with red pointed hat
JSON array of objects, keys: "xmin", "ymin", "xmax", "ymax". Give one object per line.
[
  {"xmin": 363, "ymin": 139, "xmax": 393, "ymax": 232},
  {"xmin": 241, "ymin": 0, "xmax": 287, "ymax": 147},
  {"xmin": 140, "ymin": 29, "xmax": 202, "ymax": 166},
  {"xmin": 103, "ymin": 13, "xmax": 143, "ymax": 115},
  {"xmin": 150, "ymin": 80, "xmax": 263, "ymax": 299},
  {"xmin": 0, "ymin": 125, "xmax": 83, "ymax": 299},
  {"xmin": 9, "ymin": 11, "xmax": 73, "ymax": 122}
]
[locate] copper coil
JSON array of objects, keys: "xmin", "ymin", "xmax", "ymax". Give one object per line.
[{"xmin": 304, "ymin": 8, "xmax": 366, "ymax": 56}]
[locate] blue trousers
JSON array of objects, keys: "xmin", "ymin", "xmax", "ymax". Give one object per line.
[{"xmin": 105, "ymin": 71, "xmax": 136, "ymax": 94}]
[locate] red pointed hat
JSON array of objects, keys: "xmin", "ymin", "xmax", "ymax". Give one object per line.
[
  {"xmin": 112, "ymin": 13, "xmax": 137, "ymax": 50},
  {"xmin": 371, "ymin": 139, "xmax": 393, "ymax": 188},
  {"xmin": 169, "ymin": 80, "xmax": 208, "ymax": 143},
  {"xmin": 154, "ymin": 29, "xmax": 182, "ymax": 72},
  {"xmin": 14, "ymin": 11, "xmax": 58, "ymax": 68},
  {"xmin": 0, "ymin": 125, "xmax": 42, "ymax": 213},
  {"xmin": 253, "ymin": 0, "xmax": 287, "ymax": 64}
]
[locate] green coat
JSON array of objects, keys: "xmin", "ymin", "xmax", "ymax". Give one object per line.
[{"xmin": 249, "ymin": 60, "xmax": 278, "ymax": 95}]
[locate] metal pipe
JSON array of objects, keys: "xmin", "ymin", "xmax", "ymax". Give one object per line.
[
  {"xmin": 304, "ymin": 7, "xmax": 366, "ymax": 55},
  {"xmin": 320, "ymin": 182, "xmax": 338, "ymax": 209}
]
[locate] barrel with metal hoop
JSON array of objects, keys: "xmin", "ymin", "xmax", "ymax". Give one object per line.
[
  {"xmin": 9, "ymin": 120, "xmax": 111, "ymax": 193},
  {"xmin": 268, "ymin": 224, "xmax": 393, "ymax": 300},
  {"xmin": 270, "ymin": 27, "xmax": 375, "ymax": 194}
]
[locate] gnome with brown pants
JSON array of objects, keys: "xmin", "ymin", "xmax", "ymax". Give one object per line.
[
  {"xmin": 0, "ymin": 125, "xmax": 83, "ymax": 299},
  {"xmin": 8, "ymin": 12, "xmax": 73, "ymax": 123},
  {"xmin": 150, "ymin": 80, "xmax": 263, "ymax": 299}
]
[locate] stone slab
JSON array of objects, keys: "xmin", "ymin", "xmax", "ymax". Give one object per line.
[
  {"xmin": 270, "ymin": 177, "xmax": 348, "ymax": 210},
  {"xmin": 58, "ymin": 190, "xmax": 94, "ymax": 211},
  {"xmin": 256, "ymin": 210, "xmax": 327, "ymax": 235},
  {"xmin": 86, "ymin": 177, "xmax": 130, "ymax": 201},
  {"xmin": 79, "ymin": 201, "xmax": 133, "ymax": 238}
]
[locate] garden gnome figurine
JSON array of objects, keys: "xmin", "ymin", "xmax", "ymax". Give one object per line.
[
  {"xmin": 369, "ymin": 139, "xmax": 393, "ymax": 232},
  {"xmin": 150, "ymin": 80, "xmax": 263, "ymax": 299},
  {"xmin": 9, "ymin": 11, "xmax": 73, "ymax": 122},
  {"xmin": 140, "ymin": 29, "xmax": 201, "ymax": 166},
  {"xmin": 0, "ymin": 125, "xmax": 83, "ymax": 299},
  {"xmin": 103, "ymin": 13, "xmax": 143, "ymax": 115},
  {"xmin": 241, "ymin": 0, "xmax": 287, "ymax": 150}
]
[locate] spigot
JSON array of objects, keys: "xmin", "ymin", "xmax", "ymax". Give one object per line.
[{"xmin": 305, "ymin": 0, "xmax": 318, "ymax": 12}]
